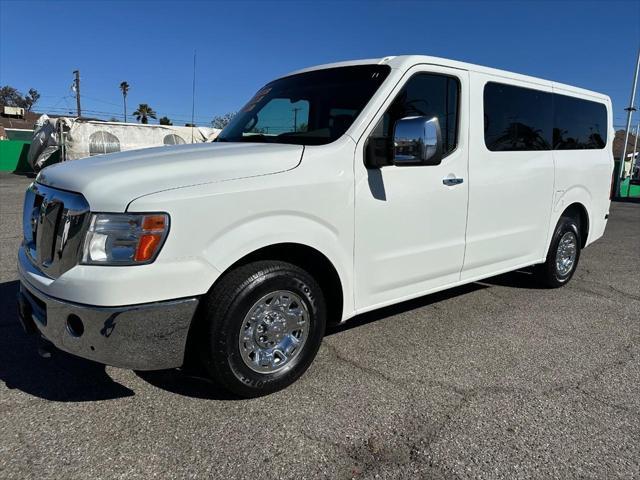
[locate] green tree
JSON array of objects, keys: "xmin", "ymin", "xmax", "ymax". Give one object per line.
[
  {"xmin": 24, "ymin": 89, "xmax": 40, "ymax": 111},
  {"xmin": 159, "ymin": 116, "xmax": 172, "ymax": 125},
  {"xmin": 119, "ymin": 81, "xmax": 130, "ymax": 122},
  {"xmin": 0, "ymin": 86, "xmax": 40, "ymax": 111},
  {"xmin": 211, "ymin": 112, "xmax": 236, "ymax": 129},
  {"xmin": 0, "ymin": 86, "xmax": 21, "ymax": 106},
  {"xmin": 132, "ymin": 103, "xmax": 157, "ymax": 124}
]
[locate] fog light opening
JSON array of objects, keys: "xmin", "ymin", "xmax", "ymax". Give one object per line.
[{"xmin": 66, "ymin": 314, "xmax": 84, "ymax": 337}]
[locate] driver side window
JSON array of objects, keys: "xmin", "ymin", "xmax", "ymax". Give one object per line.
[{"xmin": 366, "ymin": 73, "xmax": 459, "ymax": 166}]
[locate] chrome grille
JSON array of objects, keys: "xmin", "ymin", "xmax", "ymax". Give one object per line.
[{"xmin": 22, "ymin": 183, "xmax": 90, "ymax": 278}]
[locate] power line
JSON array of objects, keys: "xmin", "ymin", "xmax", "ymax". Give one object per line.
[
  {"xmin": 34, "ymin": 93, "xmax": 229, "ymax": 123},
  {"xmin": 37, "ymin": 104, "xmax": 198, "ymax": 119},
  {"xmin": 81, "ymin": 94, "xmax": 122, "ymax": 107},
  {"xmin": 35, "ymin": 105, "xmax": 213, "ymax": 126}
]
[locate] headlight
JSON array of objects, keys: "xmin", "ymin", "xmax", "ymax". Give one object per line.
[{"xmin": 82, "ymin": 213, "xmax": 169, "ymax": 265}]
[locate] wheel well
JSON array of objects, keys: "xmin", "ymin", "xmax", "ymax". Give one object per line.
[
  {"xmin": 183, "ymin": 243, "xmax": 344, "ymax": 368},
  {"xmin": 561, "ymin": 203, "xmax": 589, "ymax": 248},
  {"xmin": 226, "ymin": 243, "xmax": 344, "ymax": 324}
]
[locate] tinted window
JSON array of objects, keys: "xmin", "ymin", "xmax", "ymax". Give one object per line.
[
  {"xmin": 484, "ymin": 83, "xmax": 553, "ymax": 151},
  {"xmin": 217, "ymin": 65, "xmax": 391, "ymax": 146},
  {"xmin": 553, "ymin": 95, "xmax": 607, "ymax": 149},
  {"xmin": 366, "ymin": 73, "xmax": 459, "ymax": 166}
]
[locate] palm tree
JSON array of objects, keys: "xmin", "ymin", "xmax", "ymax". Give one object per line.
[
  {"xmin": 119, "ymin": 81, "xmax": 130, "ymax": 122},
  {"xmin": 132, "ymin": 103, "xmax": 157, "ymax": 124}
]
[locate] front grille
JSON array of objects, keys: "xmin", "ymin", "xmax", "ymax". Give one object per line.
[{"xmin": 22, "ymin": 182, "xmax": 90, "ymax": 278}]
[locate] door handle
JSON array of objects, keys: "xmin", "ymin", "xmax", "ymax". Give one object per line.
[{"xmin": 442, "ymin": 177, "xmax": 464, "ymax": 186}]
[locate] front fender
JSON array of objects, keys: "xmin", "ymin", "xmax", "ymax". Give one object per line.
[
  {"xmin": 203, "ymin": 211, "xmax": 352, "ymax": 316},
  {"xmin": 127, "ymin": 166, "xmax": 355, "ymax": 318}
]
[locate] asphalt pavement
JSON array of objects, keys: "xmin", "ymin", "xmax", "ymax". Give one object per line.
[{"xmin": 1, "ymin": 172, "xmax": 638, "ymax": 479}]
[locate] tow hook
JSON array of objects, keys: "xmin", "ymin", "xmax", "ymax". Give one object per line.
[{"xmin": 37, "ymin": 338, "xmax": 54, "ymax": 359}]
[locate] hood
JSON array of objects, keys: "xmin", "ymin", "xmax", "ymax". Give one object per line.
[{"xmin": 36, "ymin": 142, "xmax": 303, "ymax": 211}]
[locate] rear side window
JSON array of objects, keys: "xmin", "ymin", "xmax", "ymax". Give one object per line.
[
  {"xmin": 484, "ymin": 83, "xmax": 553, "ymax": 151},
  {"xmin": 553, "ymin": 95, "xmax": 607, "ymax": 149}
]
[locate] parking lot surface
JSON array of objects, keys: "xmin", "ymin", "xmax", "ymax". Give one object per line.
[{"xmin": 1, "ymin": 172, "xmax": 638, "ymax": 479}]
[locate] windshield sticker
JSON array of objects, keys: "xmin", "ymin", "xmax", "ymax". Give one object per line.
[{"xmin": 242, "ymin": 87, "xmax": 272, "ymax": 112}]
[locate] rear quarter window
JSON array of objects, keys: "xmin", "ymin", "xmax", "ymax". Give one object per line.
[{"xmin": 553, "ymin": 95, "xmax": 607, "ymax": 149}]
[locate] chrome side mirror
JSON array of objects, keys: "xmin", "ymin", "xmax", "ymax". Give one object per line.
[{"xmin": 393, "ymin": 116, "xmax": 443, "ymax": 166}]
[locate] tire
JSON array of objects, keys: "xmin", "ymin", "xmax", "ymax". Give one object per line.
[
  {"xmin": 199, "ymin": 260, "xmax": 326, "ymax": 398},
  {"xmin": 535, "ymin": 215, "xmax": 582, "ymax": 288}
]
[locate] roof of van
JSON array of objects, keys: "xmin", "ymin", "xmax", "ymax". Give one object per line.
[{"xmin": 284, "ymin": 55, "xmax": 609, "ymax": 102}]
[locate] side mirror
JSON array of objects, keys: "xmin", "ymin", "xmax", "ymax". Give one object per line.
[{"xmin": 393, "ymin": 116, "xmax": 443, "ymax": 166}]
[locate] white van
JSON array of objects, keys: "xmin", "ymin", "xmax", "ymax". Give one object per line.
[{"xmin": 18, "ymin": 55, "xmax": 614, "ymax": 397}]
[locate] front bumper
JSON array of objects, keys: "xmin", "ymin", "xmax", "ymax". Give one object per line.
[{"xmin": 17, "ymin": 269, "xmax": 199, "ymax": 371}]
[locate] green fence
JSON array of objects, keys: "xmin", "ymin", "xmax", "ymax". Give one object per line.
[
  {"xmin": 620, "ymin": 177, "xmax": 640, "ymax": 198},
  {"xmin": 615, "ymin": 159, "xmax": 640, "ymax": 199},
  {"xmin": 0, "ymin": 140, "xmax": 31, "ymax": 172}
]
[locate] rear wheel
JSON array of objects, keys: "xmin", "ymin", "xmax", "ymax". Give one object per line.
[
  {"xmin": 535, "ymin": 216, "xmax": 581, "ymax": 288},
  {"xmin": 199, "ymin": 260, "xmax": 326, "ymax": 397}
]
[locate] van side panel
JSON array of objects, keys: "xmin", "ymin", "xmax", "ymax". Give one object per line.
[
  {"xmin": 461, "ymin": 72, "xmax": 555, "ymax": 281},
  {"xmin": 548, "ymin": 86, "xmax": 613, "ymax": 250}
]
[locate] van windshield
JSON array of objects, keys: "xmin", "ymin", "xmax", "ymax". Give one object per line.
[{"xmin": 216, "ymin": 65, "xmax": 391, "ymax": 146}]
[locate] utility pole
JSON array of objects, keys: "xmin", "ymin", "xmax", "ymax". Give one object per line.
[
  {"xmin": 627, "ymin": 123, "xmax": 640, "ymax": 195},
  {"xmin": 292, "ymin": 107, "xmax": 301, "ymax": 132},
  {"xmin": 616, "ymin": 47, "xmax": 640, "ymax": 198},
  {"xmin": 191, "ymin": 50, "xmax": 196, "ymax": 143},
  {"xmin": 72, "ymin": 70, "xmax": 81, "ymax": 117}
]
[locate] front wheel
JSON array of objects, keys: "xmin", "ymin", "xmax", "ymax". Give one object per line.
[
  {"xmin": 535, "ymin": 216, "xmax": 581, "ymax": 288},
  {"xmin": 199, "ymin": 261, "xmax": 326, "ymax": 398}
]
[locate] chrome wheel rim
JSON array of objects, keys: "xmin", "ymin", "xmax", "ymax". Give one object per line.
[
  {"xmin": 555, "ymin": 231, "xmax": 577, "ymax": 276},
  {"xmin": 238, "ymin": 290, "xmax": 310, "ymax": 374}
]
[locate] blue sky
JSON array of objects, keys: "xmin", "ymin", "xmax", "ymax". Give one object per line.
[{"xmin": 1, "ymin": 0, "xmax": 639, "ymax": 127}]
